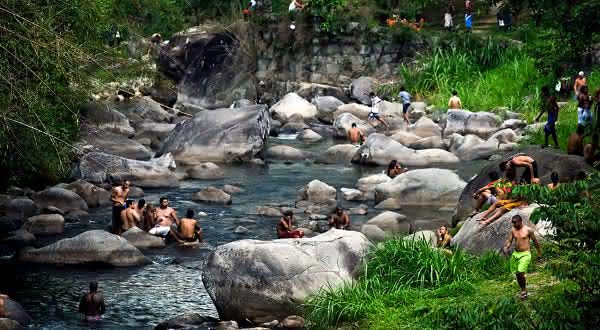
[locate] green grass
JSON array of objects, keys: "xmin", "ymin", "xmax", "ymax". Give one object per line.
[{"xmin": 304, "ymin": 239, "xmax": 581, "ymax": 330}]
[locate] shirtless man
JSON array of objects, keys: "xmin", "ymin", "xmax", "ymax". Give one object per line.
[
  {"xmin": 503, "ymin": 215, "xmax": 542, "ymax": 299},
  {"xmin": 110, "ymin": 180, "xmax": 130, "ymax": 234},
  {"xmin": 329, "ymin": 207, "xmax": 350, "ymax": 230},
  {"xmin": 448, "ymin": 90, "xmax": 463, "ymax": 110},
  {"xmin": 78, "ymin": 281, "xmax": 106, "ymax": 322},
  {"xmin": 547, "ymin": 172, "xmax": 560, "ymax": 190},
  {"xmin": 574, "ymin": 71, "xmax": 586, "ymax": 98},
  {"xmin": 179, "ymin": 209, "xmax": 203, "ymax": 242},
  {"xmin": 567, "ymin": 124, "xmax": 585, "ymax": 156},
  {"xmin": 348, "ymin": 123, "xmax": 365, "ymax": 145},
  {"xmin": 277, "ymin": 210, "xmax": 304, "ymax": 239},
  {"xmin": 500, "ymin": 154, "xmax": 539, "ymax": 184},
  {"xmin": 149, "ymin": 197, "xmax": 182, "ymax": 242},
  {"xmin": 584, "ymin": 133, "xmax": 599, "ymax": 166},
  {"xmin": 121, "ymin": 199, "xmax": 145, "ymax": 232},
  {"xmin": 577, "ymin": 86, "xmax": 592, "ymax": 125}
]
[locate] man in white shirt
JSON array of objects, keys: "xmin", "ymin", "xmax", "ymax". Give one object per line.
[{"xmin": 368, "ymin": 92, "xmax": 390, "ymax": 129}]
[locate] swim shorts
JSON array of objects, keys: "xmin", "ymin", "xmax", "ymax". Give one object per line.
[
  {"xmin": 403, "ymin": 103, "xmax": 411, "ymax": 114},
  {"xmin": 578, "ymin": 107, "xmax": 592, "ymax": 124},
  {"xmin": 510, "ymin": 250, "xmax": 531, "ymax": 273},
  {"xmin": 368, "ymin": 112, "xmax": 381, "ymax": 120},
  {"xmin": 149, "ymin": 226, "xmax": 171, "ymax": 236},
  {"xmin": 486, "ymin": 195, "xmax": 497, "ymax": 205}
]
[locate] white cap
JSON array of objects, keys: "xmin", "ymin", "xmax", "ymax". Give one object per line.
[{"xmin": 579, "ymin": 71, "xmax": 585, "ymax": 76}]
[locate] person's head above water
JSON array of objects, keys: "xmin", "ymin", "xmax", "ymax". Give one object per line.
[
  {"xmin": 126, "ymin": 199, "xmax": 134, "ymax": 208},
  {"xmin": 511, "ymin": 214, "xmax": 523, "ymax": 229},
  {"xmin": 577, "ymin": 124, "xmax": 585, "ymax": 135},
  {"xmin": 89, "ymin": 281, "xmax": 98, "ymax": 293},
  {"xmin": 186, "ymin": 208, "xmax": 194, "ymax": 218},
  {"xmin": 159, "ymin": 196, "xmax": 168, "ymax": 208},
  {"xmin": 551, "ymin": 172, "xmax": 559, "ymax": 184},
  {"xmin": 351, "ymin": 123, "xmax": 357, "ymax": 128}
]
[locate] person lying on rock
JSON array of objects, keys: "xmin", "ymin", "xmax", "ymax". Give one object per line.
[
  {"xmin": 277, "ymin": 210, "xmax": 304, "ymax": 239},
  {"xmin": 121, "ymin": 199, "xmax": 145, "ymax": 233},
  {"xmin": 436, "ymin": 225, "xmax": 452, "ymax": 248},
  {"xmin": 478, "ymin": 198, "xmax": 528, "ymax": 226},
  {"xmin": 329, "ymin": 207, "xmax": 350, "ymax": 230},
  {"xmin": 387, "ymin": 159, "xmax": 407, "ymax": 179},
  {"xmin": 471, "ymin": 171, "xmax": 501, "ymax": 215},
  {"xmin": 547, "ymin": 172, "xmax": 560, "ymax": 190},
  {"xmin": 368, "ymin": 92, "xmax": 390, "ymax": 129},
  {"xmin": 179, "ymin": 209, "xmax": 203, "ymax": 243},
  {"xmin": 503, "ymin": 215, "xmax": 541, "ymax": 300},
  {"xmin": 348, "ymin": 123, "xmax": 366, "ymax": 145},
  {"xmin": 110, "ymin": 180, "xmax": 130, "ymax": 235},
  {"xmin": 500, "ymin": 154, "xmax": 539, "ymax": 185},
  {"xmin": 567, "ymin": 124, "xmax": 585, "ymax": 156},
  {"xmin": 79, "ymin": 281, "xmax": 105, "ymax": 322},
  {"xmin": 149, "ymin": 196, "xmax": 184, "ymax": 243}
]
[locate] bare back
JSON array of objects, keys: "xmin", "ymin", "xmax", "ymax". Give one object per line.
[
  {"xmin": 180, "ymin": 218, "xmax": 198, "ymax": 239},
  {"xmin": 79, "ymin": 293, "xmax": 105, "ymax": 316},
  {"xmin": 110, "ymin": 186, "xmax": 128, "ymax": 206},
  {"xmin": 567, "ymin": 134, "xmax": 584, "ymax": 156},
  {"xmin": 348, "ymin": 128, "xmax": 363, "ymax": 144}
]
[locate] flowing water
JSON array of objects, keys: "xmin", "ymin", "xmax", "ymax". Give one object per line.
[{"xmin": 0, "ymin": 138, "xmax": 486, "ymax": 329}]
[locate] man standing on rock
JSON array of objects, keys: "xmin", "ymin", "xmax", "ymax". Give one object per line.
[
  {"xmin": 79, "ymin": 281, "xmax": 106, "ymax": 322},
  {"xmin": 398, "ymin": 86, "xmax": 412, "ymax": 124},
  {"xmin": 368, "ymin": 92, "xmax": 390, "ymax": 129},
  {"xmin": 179, "ymin": 209, "xmax": 203, "ymax": 242},
  {"xmin": 149, "ymin": 197, "xmax": 184, "ymax": 243},
  {"xmin": 277, "ymin": 210, "xmax": 304, "ymax": 239},
  {"xmin": 503, "ymin": 215, "xmax": 541, "ymax": 299},
  {"xmin": 110, "ymin": 180, "xmax": 130, "ymax": 235},
  {"xmin": 121, "ymin": 199, "xmax": 145, "ymax": 232},
  {"xmin": 348, "ymin": 123, "xmax": 365, "ymax": 145},
  {"xmin": 329, "ymin": 207, "xmax": 350, "ymax": 230}
]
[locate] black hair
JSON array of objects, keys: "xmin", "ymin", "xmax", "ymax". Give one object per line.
[
  {"xmin": 505, "ymin": 168, "xmax": 517, "ymax": 181},
  {"xmin": 551, "ymin": 172, "xmax": 559, "ymax": 184},
  {"xmin": 138, "ymin": 199, "xmax": 145, "ymax": 208},
  {"xmin": 499, "ymin": 161, "xmax": 508, "ymax": 172},
  {"xmin": 452, "ymin": 90, "xmax": 458, "ymax": 96},
  {"xmin": 284, "ymin": 210, "xmax": 293, "ymax": 217},
  {"xmin": 369, "ymin": 92, "xmax": 376, "ymax": 97},
  {"xmin": 541, "ymin": 86, "xmax": 550, "ymax": 97},
  {"xmin": 576, "ymin": 124, "xmax": 585, "ymax": 135},
  {"xmin": 400, "ymin": 85, "xmax": 405, "ymax": 91},
  {"xmin": 126, "ymin": 199, "xmax": 134, "ymax": 207},
  {"xmin": 440, "ymin": 224, "xmax": 448, "ymax": 230},
  {"xmin": 89, "ymin": 281, "xmax": 98, "ymax": 292},
  {"xmin": 186, "ymin": 208, "xmax": 194, "ymax": 218},
  {"xmin": 159, "ymin": 196, "xmax": 168, "ymax": 203},
  {"xmin": 351, "ymin": 123, "xmax": 357, "ymax": 128},
  {"xmin": 387, "ymin": 160, "xmax": 398, "ymax": 176},
  {"xmin": 512, "ymin": 214, "xmax": 523, "ymax": 222},
  {"xmin": 488, "ymin": 171, "xmax": 500, "ymax": 181},
  {"xmin": 335, "ymin": 206, "xmax": 343, "ymax": 212}
]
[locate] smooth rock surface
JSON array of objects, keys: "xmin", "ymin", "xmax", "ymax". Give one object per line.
[
  {"xmin": 270, "ymin": 93, "xmax": 317, "ymax": 123},
  {"xmin": 366, "ymin": 211, "xmax": 411, "ymax": 234},
  {"xmin": 25, "ymin": 214, "xmax": 65, "ymax": 235},
  {"xmin": 187, "ymin": 163, "xmax": 225, "ymax": 180},
  {"xmin": 31, "ymin": 188, "xmax": 88, "ymax": 213},
  {"xmin": 193, "ymin": 187, "xmax": 232, "ymax": 205},
  {"xmin": 122, "ymin": 226, "xmax": 166, "ymax": 249},
  {"xmin": 65, "ymin": 180, "xmax": 111, "ymax": 208}
]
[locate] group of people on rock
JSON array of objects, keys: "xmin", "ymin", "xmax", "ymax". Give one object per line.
[
  {"xmin": 110, "ymin": 181, "xmax": 203, "ymax": 244},
  {"xmin": 276, "ymin": 206, "xmax": 351, "ymax": 239}
]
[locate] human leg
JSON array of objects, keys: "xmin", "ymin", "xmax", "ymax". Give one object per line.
[{"xmin": 480, "ymin": 208, "xmax": 507, "ymax": 225}]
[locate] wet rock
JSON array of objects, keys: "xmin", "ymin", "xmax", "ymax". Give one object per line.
[
  {"xmin": 25, "ymin": 214, "xmax": 64, "ymax": 235},
  {"xmin": 77, "ymin": 152, "xmax": 178, "ymax": 188},
  {"xmin": 375, "ymin": 198, "xmax": 403, "ymax": 210},
  {"xmin": 444, "ymin": 110, "xmax": 502, "ymax": 139},
  {"xmin": 350, "ymin": 76, "xmax": 374, "ymax": 105},
  {"xmin": 349, "ymin": 204, "xmax": 368, "ymax": 215},
  {"xmin": 18, "ymin": 230, "xmax": 148, "ymax": 267},
  {"xmin": 404, "ymin": 230, "xmax": 436, "ymax": 248},
  {"xmin": 0, "ymin": 318, "xmax": 21, "ymax": 329},
  {"xmin": 352, "ymin": 134, "xmax": 459, "ymax": 167},
  {"xmin": 216, "ymin": 321, "xmax": 239, "ymax": 330},
  {"xmin": 223, "ymin": 185, "xmax": 244, "ymax": 195},
  {"xmin": 187, "ymin": 162, "xmax": 225, "ymax": 180},
  {"xmin": 360, "ymin": 224, "xmax": 387, "ymax": 243},
  {"xmin": 366, "ymin": 211, "xmax": 411, "ymax": 234},
  {"xmin": 375, "ymin": 169, "xmax": 466, "ymax": 207},
  {"xmin": 193, "ymin": 187, "xmax": 232, "ymax": 205},
  {"xmin": 280, "ymin": 122, "xmax": 308, "ymax": 135},
  {"xmin": 122, "ymin": 226, "xmax": 165, "ymax": 249},
  {"xmin": 282, "ymin": 315, "xmax": 305, "ymax": 328},
  {"xmin": 31, "ymin": 188, "xmax": 88, "ymax": 213},
  {"xmin": 202, "ymin": 229, "xmax": 370, "ymax": 323},
  {"xmin": 1, "ymin": 296, "xmax": 32, "ymax": 326},
  {"xmin": 312, "ymin": 96, "xmax": 344, "ymax": 124},
  {"xmin": 408, "ymin": 117, "xmax": 442, "ymax": 138},
  {"xmin": 157, "ymin": 105, "xmax": 270, "ymax": 164},
  {"xmin": 341, "ymin": 188, "xmax": 363, "ymax": 201},
  {"xmin": 1, "ymin": 229, "xmax": 36, "ymax": 247},
  {"xmin": 298, "ymin": 129, "xmax": 322, "ymax": 141},
  {"xmin": 270, "ymin": 93, "xmax": 317, "ymax": 123},
  {"xmin": 154, "ymin": 312, "xmax": 219, "ymax": 330},
  {"xmin": 41, "ymin": 206, "xmax": 63, "ymax": 216},
  {"xmin": 257, "ymin": 206, "xmax": 281, "ymax": 217},
  {"xmin": 5, "ymin": 198, "xmax": 37, "ymax": 220},
  {"xmin": 129, "ymin": 186, "xmax": 145, "ymax": 198},
  {"xmin": 333, "ymin": 113, "xmax": 373, "ymax": 139},
  {"xmin": 64, "ymin": 210, "xmax": 89, "ymax": 223},
  {"xmin": 65, "ymin": 180, "xmax": 111, "ymax": 208},
  {"xmin": 266, "ymin": 146, "xmax": 313, "ymax": 161},
  {"xmin": 317, "ymin": 144, "xmax": 358, "ymax": 164},
  {"xmin": 234, "ymin": 226, "xmax": 249, "ymax": 234}
]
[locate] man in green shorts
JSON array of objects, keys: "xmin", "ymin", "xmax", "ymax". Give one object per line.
[{"xmin": 503, "ymin": 215, "xmax": 542, "ymax": 299}]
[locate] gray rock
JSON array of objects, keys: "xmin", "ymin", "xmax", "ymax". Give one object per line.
[
  {"xmin": 65, "ymin": 180, "xmax": 111, "ymax": 208},
  {"xmin": 312, "ymin": 96, "xmax": 344, "ymax": 124},
  {"xmin": 350, "ymin": 76, "xmax": 375, "ymax": 105},
  {"xmin": 366, "ymin": 211, "xmax": 411, "ymax": 234},
  {"xmin": 0, "ymin": 318, "xmax": 21, "ymax": 329},
  {"xmin": 122, "ymin": 226, "xmax": 165, "ymax": 249},
  {"xmin": 333, "ymin": 113, "xmax": 373, "ymax": 139},
  {"xmin": 79, "ymin": 129, "xmax": 152, "ymax": 160},
  {"xmin": 298, "ymin": 129, "xmax": 322, "ymax": 141},
  {"xmin": 409, "ymin": 136, "xmax": 446, "ymax": 150},
  {"xmin": 374, "ymin": 198, "xmax": 403, "ymax": 210},
  {"xmin": 357, "ymin": 174, "xmax": 391, "ymax": 200},
  {"xmin": 155, "ymin": 312, "xmax": 219, "ymax": 330},
  {"xmin": 234, "ymin": 226, "xmax": 249, "ymax": 234},
  {"xmin": 404, "ymin": 230, "xmax": 436, "ymax": 248},
  {"xmin": 157, "ymin": 105, "xmax": 270, "ymax": 164},
  {"xmin": 333, "ymin": 103, "xmax": 371, "ymax": 121},
  {"xmin": 31, "ymin": 188, "xmax": 88, "ymax": 213},
  {"xmin": 360, "ymin": 224, "xmax": 387, "ymax": 243},
  {"xmin": 25, "ymin": 214, "xmax": 65, "ymax": 235},
  {"xmin": 349, "ymin": 204, "xmax": 368, "ymax": 215},
  {"xmin": 256, "ymin": 206, "xmax": 281, "ymax": 217},
  {"xmin": 222, "ymin": 185, "xmax": 244, "ymax": 195},
  {"xmin": 202, "ymin": 230, "xmax": 370, "ymax": 323},
  {"xmin": 18, "ymin": 230, "xmax": 148, "ymax": 267},
  {"xmin": 5, "ymin": 198, "xmax": 37, "ymax": 220},
  {"xmin": 297, "ymin": 180, "xmax": 337, "ymax": 205},
  {"xmin": 266, "ymin": 146, "xmax": 313, "ymax": 161},
  {"xmin": 448, "ymin": 134, "xmax": 500, "ymax": 161},
  {"xmin": 134, "ymin": 122, "xmax": 177, "ymax": 141},
  {"xmin": 282, "ymin": 315, "xmax": 305, "ymax": 328},
  {"xmin": 317, "ymin": 144, "xmax": 359, "ymax": 164},
  {"xmin": 341, "ymin": 188, "xmax": 363, "ymax": 201},
  {"xmin": 193, "ymin": 187, "xmax": 232, "ymax": 205},
  {"xmin": 1, "ymin": 229, "xmax": 36, "ymax": 247},
  {"xmin": 408, "ymin": 117, "xmax": 442, "ymax": 138},
  {"xmin": 129, "ymin": 186, "xmax": 145, "ymax": 198},
  {"xmin": 80, "ymin": 101, "xmax": 135, "ymax": 136},
  {"xmin": 389, "ymin": 131, "xmax": 423, "ymax": 146},
  {"xmin": 113, "ymin": 97, "xmax": 174, "ymax": 123},
  {"xmin": 500, "ymin": 119, "xmax": 527, "ymax": 130},
  {"xmin": 187, "ymin": 163, "xmax": 225, "ymax": 180},
  {"xmin": 270, "ymin": 93, "xmax": 317, "ymax": 123},
  {"xmin": 64, "ymin": 210, "xmax": 89, "ymax": 223},
  {"xmin": 41, "ymin": 206, "xmax": 64, "ymax": 215},
  {"xmin": 444, "ymin": 110, "xmax": 502, "ymax": 139},
  {"xmin": 489, "ymin": 129, "xmax": 518, "ymax": 144}
]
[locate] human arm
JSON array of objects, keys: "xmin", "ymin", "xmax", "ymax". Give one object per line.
[
  {"xmin": 458, "ymin": 99, "xmax": 463, "ymax": 109},
  {"xmin": 534, "ymin": 108, "xmax": 545, "ymax": 122},
  {"xmin": 343, "ymin": 214, "xmax": 350, "ymax": 229},
  {"xmin": 503, "ymin": 230, "xmax": 514, "ymax": 254},
  {"xmin": 171, "ymin": 209, "xmax": 179, "ymax": 226},
  {"xmin": 328, "ymin": 215, "xmax": 335, "ymax": 227},
  {"xmin": 110, "ymin": 188, "xmax": 120, "ymax": 204},
  {"xmin": 529, "ymin": 228, "xmax": 542, "ymax": 256}
]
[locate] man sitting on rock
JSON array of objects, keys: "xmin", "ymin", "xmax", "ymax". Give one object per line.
[
  {"xmin": 567, "ymin": 124, "xmax": 585, "ymax": 156},
  {"xmin": 503, "ymin": 215, "xmax": 542, "ymax": 299},
  {"xmin": 584, "ymin": 133, "xmax": 599, "ymax": 166},
  {"xmin": 348, "ymin": 123, "xmax": 365, "ymax": 145},
  {"xmin": 277, "ymin": 210, "xmax": 304, "ymax": 239},
  {"xmin": 329, "ymin": 207, "xmax": 350, "ymax": 230},
  {"xmin": 471, "ymin": 171, "xmax": 501, "ymax": 215},
  {"xmin": 78, "ymin": 281, "xmax": 105, "ymax": 322},
  {"xmin": 121, "ymin": 199, "xmax": 145, "ymax": 233},
  {"xmin": 179, "ymin": 209, "xmax": 203, "ymax": 243},
  {"xmin": 149, "ymin": 196, "xmax": 184, "ymax": 243},
  {"xmin": 110, "ymin": 180, "xmax": 130, "ymax": 235}
]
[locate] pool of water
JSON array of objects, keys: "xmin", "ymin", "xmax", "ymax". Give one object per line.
[{"xmin": 0, "ymin": 138, "xmax": 487, "ymax": 329}]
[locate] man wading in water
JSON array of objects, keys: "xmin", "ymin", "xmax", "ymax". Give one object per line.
[
  {"xmin": 79, "ymin": 281, "xmax": 106, "ymax": 322},
  {"xmin": 503, "ymin": 215, "xmax": 542, "ymax": 299},
  {"xmin": 110, "ymin": 180, "xmax": 130, "ymax": 234}
]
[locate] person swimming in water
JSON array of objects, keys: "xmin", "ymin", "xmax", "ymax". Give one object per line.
[{"xmin": 78, "ymin": 281, "xmax": 105, "ymax": 322}]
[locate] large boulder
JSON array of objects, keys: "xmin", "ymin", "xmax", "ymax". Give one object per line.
[
  {"xmin": 77, "ymin": 152, "xmax": 178, "ymax": 188},
  {"xmin": 193, "ymin": 187, "xmax": 232, "ymax": 205},
  {"xmin": 333, "ymin": 103, "xmax": 371, "ymax": 121},
  {"xmin": 65, "ymin": 180, "xmax": 111, "ymax": 208},
  {"xmin": 298, "ymin": 129, "xmax": 322, "ymax": 141},
  {"xmin": 333, "ymin": 113, "xmax": 373, "ymax": 138},
  {"xmin": 266, "ymin": 146, "xmax": 314, "ymax": 161},
  {"xmin": 444, "ymin": 110, "xmax": 502, "ymax": 139},
  {"xmin": 79, "ymin": 129, "xmax": 152, "ymax": 160},
  {"xmin": 202, "ymin": 229, "xmax": 370, "ymax": 323},
  {"xmin": 407, "ymin": 117, "xmax": 442, "ymax": 138},
  {"xmin": 357, "ymin": 173, "xmax": 391, "ymax": 200},
  {"xmin": 270, "ymin": 93, "xmax": 318, "ymax": 123},
  {"xmin": 409, "ymin": 136, "xmax": 446, "ymax": 150},
  {"xmin": 350, "ymin": 76, "xmax": 375, "ymax": 105},
  {"xmin": 453, "ymin": 147, "xmax": 595, "ymax": 224},
  {"xmin": 390, "ymin": 131, "xmax": 422, "ymax": 146},
  {"xmin": 452, "ymin": 205, "xmax": 546, "ymax": 254},
  {"xmin": 158, "ymin": 25, "xmax": 256, "ymax": 109},
  {"xmin": 366, "ymin": 211, "xmax": 411, "ymax": 234},
  {"xmin": 25, "ymin": 214, "xmax": 65, "ymax": 235},
  {"xmin": 4, "ymin": 198, "xmax": 37, "ymax": 220},
  {"xmin": 317, "ymin": 144, "xmax": 358, "ymax": 164},
  {"xmin": 156, "ymin": 105, "xmax": 270, "ymax": 164},
  {"xmin": 80, "ymin": 101, "xmax": 135, "ymax": 136},
  {"xmin": 375, "ymin": 169, "xmax": 467, "ymax": 207},
  {"xmin": 360, "ymin": 224, "xmax": 387, "ymax": 243},
  {"xmin": 186, "ymin": 163, "xmax": 225, "ymax": 180},
  {"xmin": 312, "ymin": 96, "xmax": 344, "ymax": 124},
  {"xmin": 122, "ymin": 226, "xmax": 166, "ymax": 249},
  {"xmin": 31, "ymin": 188, "xmax": 88, "ymax": 213},
  {"xmin": 18, "ymin": 230, "xmax": 148, "ymax": 267},
  {"xmin": 1, "ymin": 229, "xmax": 36, "ymax": 247},
  {"xmin": 0, "ymin": 296, "xmax": 32, "ymax": 326},
  {"xmin": 448, "ymin": 134, "xmax": 500, "ymax": 161},
  {"xmin": 134, "ymin": 122, "xmax": 177, "ymax": 141},
  {"xmin": 352, "ymin": 134, "xmax": 459, "ymax": 167},
  {"xmin": 297, "ymin": 180, "xmax": 337, "ymax": 205},
  {"xmin": 111, "ymin": 97, "xmax": 174, "ymax": 123},
  {"xmin": 155, "ymin": 313, "xmax": 219, "ymax": 330}
]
